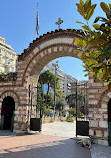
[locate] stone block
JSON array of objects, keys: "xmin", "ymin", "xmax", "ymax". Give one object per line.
[
  {"xmin": 101, "ymin": 103, "xmax": 107, "ymax": 109},
  {"xmin": 88, "ymin": 89, "xmax": 98, "ymax": 93},
  {"xmin": 15, "ymin": 111, "xmax": 19, "ymax": 115},
  {"xmin": 107, "ymin": 92, "xmax": 111, "ymax": 98},
  {"xmin": 99, "ymin": 121, "xmax": 108, "ymax": 128},
  {"xmin": 89, "ymin": 120, "xmax": 98, "ymax": 127},
  {"xmin": 89, "ymin": 129, "xmax": 94, "ymax": 136},
  {"xmin": 95, "ymin": 130, "xmax": 102, "ymax": 137},
  {"xmin": 94, "ymin": 114, "xmax": 102, "ymax": 119},
  {"xmin": 54, "ymin": 47, "xmax": 57, "ymax": 52},
  {"xmin": 89, "ymin": 113, "xmax": 93, "ymax": 118},
  {"xmin": 104, "ymin": 114, "xmax": 108, "ymax": 119},
  {"xmin": 89, "ymin": 100, "xmax": 98, "ymax": 105},
  {"xmin": 104, "ymin": 131, "xmax": 108, "ymax": 138},
  {"xmin": 98, "ymin": 140, "xmax": 108, "ymax": 146}
]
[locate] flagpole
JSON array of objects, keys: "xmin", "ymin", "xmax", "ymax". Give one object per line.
[{"xmin": 35, "ymin": 1, "xmax": 39, "ymax": 39}]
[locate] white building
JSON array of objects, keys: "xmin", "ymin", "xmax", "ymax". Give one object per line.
[
  {"xmin": 45, "ymin": 62, "xmax": 77, "ymax": 96},
  {"xmin": 0, "ymin": 36, "xmax": 17, "ymax": 74}
]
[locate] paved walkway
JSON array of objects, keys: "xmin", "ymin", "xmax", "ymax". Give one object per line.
[
  {"xmin": 41, "ymin": 121, "xmax": 76, "ymax": 138},
  {"xmin": 0, "ymin": 122, "xmax": 111, "ymax": 158},
  {"xmin": 90, "ymin": 144, "xmax": 111, "ymax": 158},
  {"xmin": 0, "ymin": 134, "xmax": 91, "ymax": 158}
]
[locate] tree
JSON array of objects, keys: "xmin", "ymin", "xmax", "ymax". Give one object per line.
[
  {"xmin": 66, "ymin": 93, "xmax": 85, "ymax": 108},
  {"xmin": 56, "ymin": 97, "xmax": 66, "ymax": 111},
  {"xmin": 38, "ymin": 70, "xmax": 56, "ymax": 95},
  {"xmin": 44, "ymin": 92, "xmax": 54, "ymax": 108},
  {"xmin": 75, "ymin": 0, "xmax": 111, "ymax": 90},
  {"xmin": 38, "ymin": 70, "xmax": 64, "ymax": 98}
]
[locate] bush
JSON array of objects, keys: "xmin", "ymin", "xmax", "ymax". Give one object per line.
[
  {"xmin": 66, "ymin": 115, "xmax": 74, "ymax": 123},
  {"xmin": 77, "ymin": 111, "xmax": 82, "ymax": 117}
]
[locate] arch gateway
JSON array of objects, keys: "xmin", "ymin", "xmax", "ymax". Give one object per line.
[{"xmin": 0, "ymin": 29, "xmax": 110, "ymax": 145}]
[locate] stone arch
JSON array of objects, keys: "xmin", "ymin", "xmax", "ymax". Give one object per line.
[
  {"xmin": 0, "ymin": 90, "xmax": 20, "ymax": 112},
  {"xmin": 17, "ymin": 29, "xmax": 85, "ymax": 85}
]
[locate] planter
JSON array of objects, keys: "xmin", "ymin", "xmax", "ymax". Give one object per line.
[{"xmin": 30, "ymin": 118, "xmax": 42, "ymax": 132}]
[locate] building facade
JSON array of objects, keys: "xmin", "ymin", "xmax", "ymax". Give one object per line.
[
  {"xmin": 45, "ymin": 62, "xmax": 77, "ymax": 96},
  {"xmin": 0, "ymin": 36, "xmax": 17, "ymax": 74}
]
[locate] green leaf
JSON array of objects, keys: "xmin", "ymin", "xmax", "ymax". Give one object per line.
[
  {"xmin": 93, "ymin": 24, "xmax": 100, "ymax": 30},
  {"xmin": 74, "ymin": 49, "xmax": 83, "ymax": 53},
  {"xmin": 88, "ymin": 64, "xmax": 94, "ymax": 68},
  {"xmin": 84, "ymin": 0, "xmax": 91, "ymax": 13},
  {"xmin": 86, "ymin": 4, "xmax": 97, "ymax": 20},
  {"xmin": 84, "ymin": 74, "xmax": 88, "ymax": 77},
  {"xmin": 76, "ymin": 21, "xmax": 85, "ymax": 24},
  {"xmin": 76, "ymin": 3, "xmax": 84, "ymax": 17},
  {"xmin": 79, "ymin": 39, "xmax": 83, "ymax": 48},
  {"xmin": 80, "ymin": 0, "xmax": 84, "ymax": 5},
  {"xmin": 75, "ymin": 38, "xmax": 80, "ymax": 46},
  {"xmin": 109, "ymin": 4, "xmax": 111, "ymax": 8},
  {"xmin": 82, "ymin": 25, "xmax": 91, "ymax": 31},
  {"xmin": 100, "ymin": 2, "xmax": 109, "ymax": 13},
  {"xmin": 94, "ymin": 17, "xmax": 100, "ymax": 23},
  {"xmin": 100, "ymin": 18, "xmax": 108, "ymax": 23}
]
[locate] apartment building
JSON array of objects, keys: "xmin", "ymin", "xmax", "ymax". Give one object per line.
[
  {"xmin": 0, "ymin": 36, "xmax": 17, "ymax": 74},
  {"xmin": 45, "ymin": 62, "xmax": 77, "ymax": 96}
]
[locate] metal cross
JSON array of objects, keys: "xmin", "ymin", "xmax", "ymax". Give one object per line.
[{"xmin": 55, "ymin": 17, "xmax": 64, "ymax": 30}]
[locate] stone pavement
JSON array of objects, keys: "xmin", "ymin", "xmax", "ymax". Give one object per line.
[
  {"xmin": 90, "ymin": 144, "xmax": 111, "ymax": 158},
  {"xmin": 0, "ymin": 134, "xmax": 91, "ymax": 158}
]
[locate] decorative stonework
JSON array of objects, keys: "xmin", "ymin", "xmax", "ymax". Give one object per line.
[{"xmin": 0, "ymin": 29, "xmax": 110, "ymax": 145}]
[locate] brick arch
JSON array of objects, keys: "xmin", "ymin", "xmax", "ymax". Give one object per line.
[
  {"xmin": 17, "ymin": 29, "xmax": 85, "ymax": 85},
  {"xmin": 98, "ymin": 89, "xmax": 110, "ymax": 109},
  {"xmin": 0, "ymin": 90, "xmax": 20, "ymax": 111}
]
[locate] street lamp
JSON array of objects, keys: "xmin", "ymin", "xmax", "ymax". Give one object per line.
[{"xmin": 52, "ymin": 61, "xmax": 59, "ymax": 121}]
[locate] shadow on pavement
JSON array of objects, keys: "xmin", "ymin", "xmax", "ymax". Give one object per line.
[{"xmin": 0, "ymin": 137, "xmax": 91, "ymax": 158}]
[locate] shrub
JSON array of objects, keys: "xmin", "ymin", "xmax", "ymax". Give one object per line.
[{"xmin": 66, "ymin": 115, "xmax": 74, "ymax": 123}]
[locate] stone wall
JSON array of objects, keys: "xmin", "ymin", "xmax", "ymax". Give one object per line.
[
  {"xmin": 88, "ymin": 76, "xmax": 109, "ymax": 146},
  {"xmin": 0, "ymin": 29, "xmax": 110, "ymax": 145}
]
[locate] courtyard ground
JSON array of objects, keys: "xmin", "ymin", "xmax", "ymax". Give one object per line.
[
  {"xmin": 41, "ymin": 121, "xmax": 76, "ymax": 138},
  {"xmin": 0, "ymin": 134, "xmax": 90, "ymax": 158},
  {"xmin": 0, "ymin": 121, "xmax": 111, "ymax": 158}
]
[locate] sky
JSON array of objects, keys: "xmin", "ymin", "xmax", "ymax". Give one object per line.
[{"xmin": 0, "ymin": 0, "xmax": 110, "ymax": 80}]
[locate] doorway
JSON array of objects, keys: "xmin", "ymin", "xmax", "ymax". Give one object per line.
[{"xmin": 1, "ymin": 96, "xmax": 15, "ymax": 131}]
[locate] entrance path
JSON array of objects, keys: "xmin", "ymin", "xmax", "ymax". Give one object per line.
[
  {"xmin": 0, "ymin": 134, "xmax": 91, "ymax": 158},
  {"xmin": 41, "ymin": 121, "xmax": 76, "ymax": 138}
]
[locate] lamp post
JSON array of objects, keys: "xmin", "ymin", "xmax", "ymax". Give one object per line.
[{"xmin": 52, "ymin": 61, "xmax": 59, "ymax": 121}]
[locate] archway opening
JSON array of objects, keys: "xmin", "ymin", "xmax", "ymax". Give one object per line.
[
  {"xmin": 1, "ymin": 96, "xmax": 15, "ymax": 131},
  {"xmin": 108, "ymin": 98, "xmax": 111, "ymax": 145},
  {"xmin": 28, "ymin": 56, "xmax": 89, "ymax": 138}
]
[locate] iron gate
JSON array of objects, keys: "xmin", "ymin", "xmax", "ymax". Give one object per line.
[
  {"xmin": 28, "ymin": 84, "xmax": 43, "ymax": 132},
  {"xmin": 75, "ymin": 81, "xmax": 89, "ymax": 136}
]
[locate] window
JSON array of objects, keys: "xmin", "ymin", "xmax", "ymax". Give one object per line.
[
  {"xmin": 11, "ymin": 54, "xmax": 14, "ymax": 58},
  {"xmin": 5, "ymin": 59, "xmax": 7, "ymax": 64},
  {"xmin": 5, "ymin": 51, "xmax": 8, "ymax": 56},
  {"xmin": 4, "ymin": 66, "xmax": 9, "ymax": 73},
  {"xmin": 11, "ymin": 66, "xmax": 14, "ymax": 72}
]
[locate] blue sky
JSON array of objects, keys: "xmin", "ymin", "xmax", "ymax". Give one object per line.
[{"xmin": 0, "ymin": 0, "xmax": 109, "ymax": 80}]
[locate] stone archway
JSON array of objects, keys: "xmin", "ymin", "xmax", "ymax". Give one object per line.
[
  {"xmin": 1, "ymin": 96, "xmax": 15, "ymax": 131},
  {"xmin": 17, "ymin": 29, "xmax": 84, "ymax": 86},
  {"xmin": 0, "ymin": 29, "xmax": 110, "ymax": 145}
]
